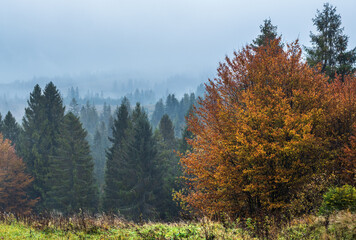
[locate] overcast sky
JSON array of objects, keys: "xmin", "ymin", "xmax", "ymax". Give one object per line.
[{"xmin": 0, "ymin": 0, "xmax": 355, "ymax": 83}]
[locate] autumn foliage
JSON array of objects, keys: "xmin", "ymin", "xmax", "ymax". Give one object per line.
[
  {"xmin": 339, "ymin": 124, "xmax": 356, "ymax": 185},
  {"xmin": 177, "ymin": 38, "xmax": 356, "ymax": 221},
  {"xmin": 327, "ymin": 77, "xmax": 356, "ymax": 185},
  {"xmin": 0, "ymin": 134, "xmax": 37, "ymax": 215}
]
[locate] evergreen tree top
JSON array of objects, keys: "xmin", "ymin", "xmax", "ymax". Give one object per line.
[
  {"xmin": 306, "ymin": 3, "xmax": 356, "ymax": 80},
  {"xmin": 4, "ymin": 111, "xmax": 16, "ymax": 126},
  {"xmin": 252, "ymin": 18, "xmax": 280, "ymax": 48},
  {"xmin": 110, "ymin": 99, "xmax": 130, "ymax": 146},
  {"xmin": 159, "ymin": 114, "xmax": 175, "ymax": 143}
]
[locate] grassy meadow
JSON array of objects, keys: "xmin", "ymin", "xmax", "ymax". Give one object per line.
[{"xmin": 0, "ymin": 211, "xmax": 354, "ymax": 239}]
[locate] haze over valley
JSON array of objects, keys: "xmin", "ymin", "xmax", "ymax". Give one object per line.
[{"xmin": 1, "ymin": 0, "xmax": 355, "ymax": 120}]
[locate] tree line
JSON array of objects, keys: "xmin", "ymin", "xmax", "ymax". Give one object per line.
[{"xmin": 0, "ymin": 82, "xmax": 194, "ymax": 221}]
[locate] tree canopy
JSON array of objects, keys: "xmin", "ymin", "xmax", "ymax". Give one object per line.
[
  {"xmin": 306, "ymin": 3, "xmax": 356, "ymax": 81},
  {"xmin": 176, "ymin": 39, "xmax": 337, "ymax": 221}
]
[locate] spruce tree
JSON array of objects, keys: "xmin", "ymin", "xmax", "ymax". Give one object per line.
[
  {"xmin": 69, "ymin": 98, "xmax": 80, "ymax": 116},
  {"xmin": 48, "ymin": 113, "xmax": 98, "ymax": 213},
  {"xmin": 104, "ymin": 102, "xmax": 162, "ymax": 220},
  {"xmin": 103, "ymin": 99, "xmax": 131, "ymax": 212},
  {"xmin": 41, "ymin": 82, "xmax": 65, "ymax": 209},
  {"xmin": 19, "ymin": 82, "xmax": 65, "ymax": 211},
  {"xmin": 92, "ymin": 126, "xmax": 106, "ymax": 194},
  {"xmin": 159, "ymin": 114, "xmax": 175, "ymax": 144},
  {"xmin": 80, "ymin": 101, "xmax": 99, "ymax": 144},
  {"xmin": 155, "ymin": 114, "xmax": 180, "ymax": 220},
  {"xmin": 101, "ymin": 102, "xmax": 112, "ymax": 127},
  {"xmin": 166, "ymin": 94, "xmax": 179, "ymax": 119},
  {"xmin": 151, "ymin": 99, "xmax": 165, "ymax": 128},
  {"xmin": 179, "ymin": 106, "xmax": 194, "ymax": 153},
  {"xmin": 306, "ymin": 3, "xmax": 356, "ymax": 81},
  {"xmin": 2, "ymin": 111, "xmax": 21, "ymax": 146},
  {"xmin": 18, "ymin": 84, "xmax": 46, "ymax": 210},
  {"xmin": 252, "ymin": 18, "xmax": 280, "ymax": 48},
  {"xmin": 123, "ymin": 103, "xmax": 161, "ymax": 220}
]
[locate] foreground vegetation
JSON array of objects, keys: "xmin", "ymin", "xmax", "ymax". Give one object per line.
[{"xmin": 0, "ymin": 211, "xmax": 354, "ymax": 239}]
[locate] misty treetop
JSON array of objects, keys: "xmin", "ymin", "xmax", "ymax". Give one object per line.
[{"xmin": 151, "ymin": 93, "xmax": 197, "ymax": 137}]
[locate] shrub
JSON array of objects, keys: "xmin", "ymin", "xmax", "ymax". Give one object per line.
[{"xmin": 319, "ymin": 185, "xmax": 356, "ymax": 215}]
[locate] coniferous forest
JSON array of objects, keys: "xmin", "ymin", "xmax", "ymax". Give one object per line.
[{"xmin": 0, "ymin": 3, "xmax": 355, "ymax": 239}]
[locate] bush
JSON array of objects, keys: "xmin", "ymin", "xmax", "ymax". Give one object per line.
[{"xmin": 319, "ymin": 185, "xmax": 356, "ymax": 215}]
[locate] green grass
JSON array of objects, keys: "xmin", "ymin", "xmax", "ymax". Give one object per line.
[
  {"xmin": 0, "ymin": 221, "xmax": 239, "ymax": 240},
  {"xmin": 0, "ymin": 220, "xmax": 245, "ymax": 240},
  {"xmin": 0, "ymin": 211, "xmax": 354, "ymax": 239}
]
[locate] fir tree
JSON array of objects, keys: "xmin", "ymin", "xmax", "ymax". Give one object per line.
[
  {"xmin": 166, "ymin": 94, "xmax": 179, "ymax": 119},
  {"xmin": 19, "ymin": 82, "xmax": 65, "ymax": 211},
  {"xmin": 179, "ymin": 106, "xmax": 194, "ymax": 153},
  {"xmin": 159, "ymin": 114, "xmax": 175, "ymax": 145},
  {"xmin": 104, "ymin": 102, "xmax": 162, "ymax": 220},
  {"xmin": 151, "ymin": 99, "xmax": 165, "ymax": 128},
  {"xmin": 155, "ymin": 114, "xmax": 180, "ymax": 220},
  {"xmin": 80, "ymin": 101, "xmax": 99, "ymax": 144},
  {"xmin": 306, "ymin": 3, "xmax": 356, "ymax": 81},
  {"xmin": 92, "ymin": 126, "xmax": 107, "ymax": 194},
  {"xmin": 18, "ymin": 84, "xmax": 46, "ymax": 210},
  {"xmin": 100, "ymin": 102, "xmax": 112, "ymax": 127},
  {"xmin": 2, "ymin": 111, "xmax": 21, "ymax": 146},
  {"xmin": 122, "ymin": 103, "xmax": 161, "ymax": 220},
  {"xmin": 69, "ymin": 98, "xmax": 80, "ymax": 116},
  {"xmin": 48, "ymin": 113, "xmax": 98, "ymax": 214},
  {"xmin": 40, "ymin": 82, "xmax": 65, "ymax": 209},
  {"xmin": 252, "ymin": 18, "xmax": 280, "ymax": 48},
  {"xmin": 103, "ymin": 99, "xmax": 131, "ymax": 212}
]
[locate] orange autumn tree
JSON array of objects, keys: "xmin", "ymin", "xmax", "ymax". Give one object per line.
[
  {"xmin": 339, "ymin": 124, "xmax": 356, "ymax": 185},
  {"xmin": 327, "ymin": 76, "xmax": 356, "ymax": 185},
  {"xmin": 0, "ymin": 134, "xmax": 37, "ymax": 215},
  {"xmin": 177, "ymin": 39, "xmax": 332, "ymax": 221}
]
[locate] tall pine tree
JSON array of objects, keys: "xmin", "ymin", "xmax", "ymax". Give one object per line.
[
  {"xmin": 48, "ymin": 113, "xmax": 98, "ymax": 214},
  {"xmin": 306, "ymin": 3, "xmax": 356, "ymax": 81},
  {"xmin": 159, "ymin": 114, "xmax": 175, "ymax": 144},
  {"xmin": 92, "ymin": 124, "xmax": 107, "ymax": 194},
  {"xmin": 123, "ymin": 103, "xmax": 161, "ymax": 220},
  {"xmin": 19, "ymin": 82, "xmax": 65, "ymax": 211},
  {"xmin": 103, "ymin": 99, "xmax": 131, "ymax": 212},
  {"xmin": 2, "ymin": 111, "xmax": 21, "ymax": 146},
  {"xmin": 151, "ymin": 99, "xmax": 165, "ymax": 128},
  {"xmin": 154, "ymin": 114, "xmax": 180, "ymax": 220},
  {"xmin": 18, "ymin": 84, "xmax": 45, "ymax": 210},
  {"xmin": 104, "ymin": 102, "xmax": 162, "ymax": 220}
]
